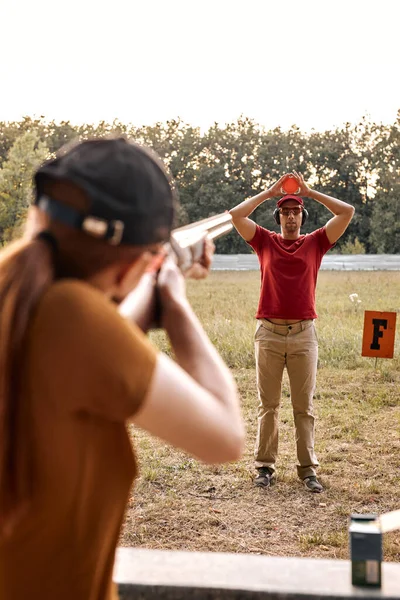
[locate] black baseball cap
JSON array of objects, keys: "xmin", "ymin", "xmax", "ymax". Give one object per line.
[{"xmin": 34, "ymin": 137, "xmax": 176, "ymax": 246}]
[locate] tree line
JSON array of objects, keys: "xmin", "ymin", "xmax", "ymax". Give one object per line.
[{"xmin": 0, "ymin": 112, "xmax": 399, "ymax": 253}]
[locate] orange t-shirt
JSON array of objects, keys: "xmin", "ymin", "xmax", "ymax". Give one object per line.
[{"xmin": 0, "ymin": 280, "xmax": 157, "ymax": 600}]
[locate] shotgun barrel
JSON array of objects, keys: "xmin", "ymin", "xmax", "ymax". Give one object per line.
[
  {"xmin": 172, "ymin": 212, "xmax": 233, "ymax": 247},
  {"xmin": 171, "ymin": 212, "xmax": 233, "ymax": 272}
]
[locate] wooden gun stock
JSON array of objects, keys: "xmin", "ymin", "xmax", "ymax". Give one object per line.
[{"xmin": 119, "ymin": 212, "xmax": 233, "ymax": 329}]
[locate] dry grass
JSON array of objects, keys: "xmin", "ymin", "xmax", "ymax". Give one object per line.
[{"xmin": 120, "ymin": 271, "xmax": 400, "ymax": 562}]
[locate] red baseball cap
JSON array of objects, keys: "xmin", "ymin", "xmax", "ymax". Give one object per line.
[{"xmin": 277, "ymin": 195, "xmax": 304, "ymax": 208}]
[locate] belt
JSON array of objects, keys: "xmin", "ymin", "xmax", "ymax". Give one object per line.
[{"xmin": 260, "ymin": 319, "xmax": 314, "ymax": 336}]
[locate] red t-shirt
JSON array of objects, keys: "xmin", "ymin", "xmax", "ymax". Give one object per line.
[{"xmin": 247, "ymin": 225, "xmax": 334, "ymax": 320}]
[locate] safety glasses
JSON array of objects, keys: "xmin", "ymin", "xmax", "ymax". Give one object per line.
[{"xmin": 279, "ymin": 207, "xmax": 303, "ymax": 217}]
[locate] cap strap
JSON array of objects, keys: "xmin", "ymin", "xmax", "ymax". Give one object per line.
[
  {"xmin": 35, "ymin": 195, "xmax": 83, "ymax": 229},
  {"xmin": 35, "ymin": 194, "xmax": 124, "ymax": 245}
]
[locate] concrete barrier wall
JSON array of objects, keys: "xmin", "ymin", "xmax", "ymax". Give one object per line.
[
  {"xmin": 211, "ymin": 254, "xmax": 400, "ymax": 271},
  {"xmin": 114, "ymin": 548, "xmax": 400, "ymax": 599}
]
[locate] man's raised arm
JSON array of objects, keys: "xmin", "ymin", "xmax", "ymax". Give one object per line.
[
  {"xmin": 292, "ymin": 171, "xmax": 355, "ymax": 244},
  {"xmin": 229, "ymin": 175, "xmax": 287, "ymax": 241}
]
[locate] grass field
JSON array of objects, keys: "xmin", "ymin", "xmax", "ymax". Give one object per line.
[{"xmin": 121, "ymin": 271, "xmax": 400, "ymax": 562}]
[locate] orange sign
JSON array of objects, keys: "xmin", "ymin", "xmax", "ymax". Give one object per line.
[{"xmin": 362, "ymin": 311, "xmax": 397, "ymax": 358}]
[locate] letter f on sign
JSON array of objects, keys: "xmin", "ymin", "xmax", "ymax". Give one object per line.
[{"xmin": 370, "ymin": 319, "xmax": 387, "ymax": 350}]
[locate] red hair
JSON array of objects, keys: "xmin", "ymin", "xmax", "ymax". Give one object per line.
[{"xmin": 0, "ymin": 238, "xmax": 54, "ymax": 535}]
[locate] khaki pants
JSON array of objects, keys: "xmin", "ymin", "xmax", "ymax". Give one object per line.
[{"xmin": 254, "ymin": 319, "xmax": 319, "ymax": 480}]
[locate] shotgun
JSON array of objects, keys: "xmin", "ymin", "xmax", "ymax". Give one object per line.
[{"xmin": 119, "ymin": 212, "xmax": 233, "ymax": 329}]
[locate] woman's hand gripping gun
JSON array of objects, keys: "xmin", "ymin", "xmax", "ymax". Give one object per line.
[{"xmin": 119, "ymin": 212, "xmax": 233, "ymax": 331}]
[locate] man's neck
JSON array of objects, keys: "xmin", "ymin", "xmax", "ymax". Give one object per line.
[{"xmin": 280, "ymin": 230, "xmax": 301, "ymax": 241}]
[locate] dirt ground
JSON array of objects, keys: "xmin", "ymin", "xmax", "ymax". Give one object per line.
[{"xmin": 120, "ymin": 368, "xmax": 400, "ymax": 561}]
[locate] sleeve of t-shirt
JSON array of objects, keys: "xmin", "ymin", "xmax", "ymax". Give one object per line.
[
  {"xmin": 312, "ymin": 226, "xmax": 335, "ymax": 256},
  {"xmin": 246, "ymin": 225, "xmax": 270, "ymax": 254},
  {"xmin": 29, "ymin": 280, "xmax": 158, "ymax": 422}
]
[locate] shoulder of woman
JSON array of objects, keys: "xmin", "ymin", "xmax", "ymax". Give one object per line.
[{"xmin": 33, "ymin": 279, "xmax": 146, "ymax": 348}]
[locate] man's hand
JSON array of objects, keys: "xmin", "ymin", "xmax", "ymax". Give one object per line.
[
  {"xmin": 265, "ymin": 174, "xmax": 290, "ymax": 198},
  {"xmin": 184, "ymin": 238, "xmax": 215, "ymax": 280},
  {"xmin": 157, "ymin": 256, "xmax": 187, "ymax": 308},
  {"xmin": 292, "ymin": 171, "xmax": 312, "ymax": 197}
]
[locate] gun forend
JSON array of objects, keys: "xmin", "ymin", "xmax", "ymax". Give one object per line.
[{"xmin": 170, "ymin": 212, "xmax": 233, "ymax": 272}]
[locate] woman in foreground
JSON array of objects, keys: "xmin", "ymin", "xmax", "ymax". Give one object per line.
[{"xmin": 0, "ymin": 137, "xmax": 244, "ymax": 600}]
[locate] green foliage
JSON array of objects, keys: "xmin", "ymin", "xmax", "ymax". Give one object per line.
[
  {"xmin": 340, "ymin": 237, "xmax": 366, "ymax": 255},
  {"xmin": 369, "ymin": 112, "xmax": 400, "ymax": 253},
  {"xmin": 0, "ymin": 111, "xmax": 399, "ymax": 252},
  {"xmin": 0, "ymin": 130, "xmax": 49, "ymax": 244}
]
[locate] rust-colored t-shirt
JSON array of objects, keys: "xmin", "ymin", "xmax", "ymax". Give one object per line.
[
  {"xmin": 0, "ymin": 280, "xmax": 157, "ymax": 600},
  {"xmin": 247, "ymin": 226, "xmax": 334, "ymax": 320}
]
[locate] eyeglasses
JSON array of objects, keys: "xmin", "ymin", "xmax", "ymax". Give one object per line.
[{"xmin": 279, "ymin": 207, "xmax": 303, "ymax": 217}]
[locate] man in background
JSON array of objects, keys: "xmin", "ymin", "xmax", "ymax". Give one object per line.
[{"xmin": 229, "ymin": 171, "xmax": 354, "ymax": 492}]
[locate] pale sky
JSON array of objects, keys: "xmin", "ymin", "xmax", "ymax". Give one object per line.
[{"xmin": 0, "ymin": 0, "xmax": 399, "ymax": 132}]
